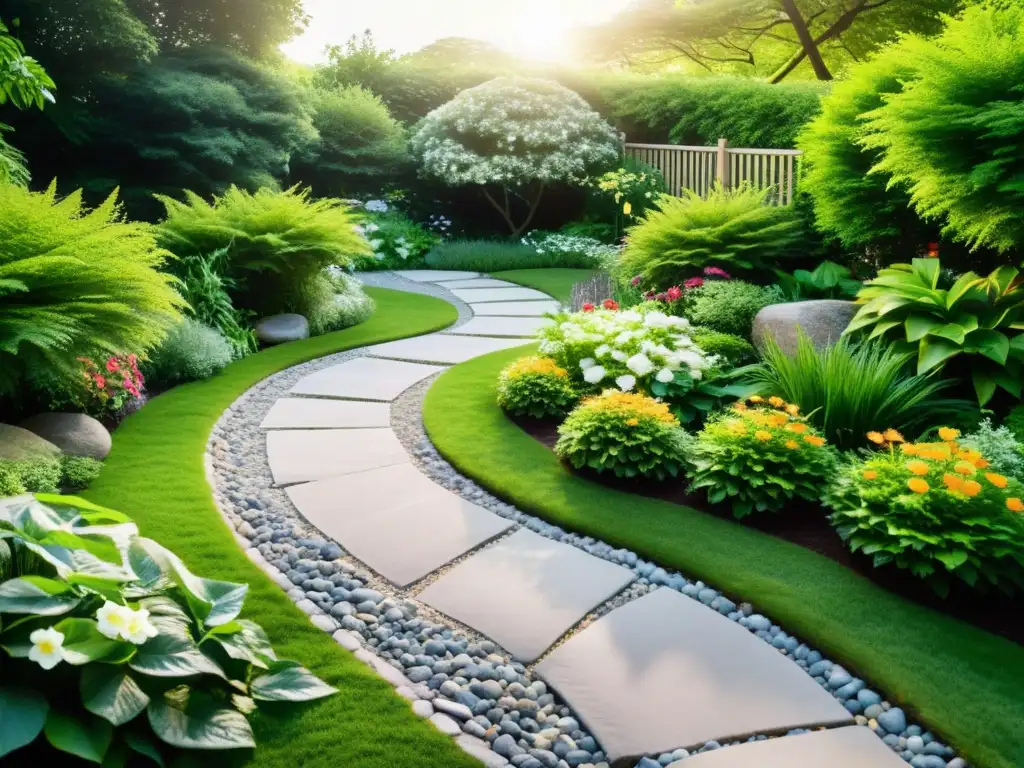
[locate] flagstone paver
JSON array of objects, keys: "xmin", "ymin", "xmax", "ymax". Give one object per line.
[
  {"xmin": 290, "ymin": 357, "xmax": 444, "ymax": 401},
  {"xmin": 444, "ymin": 316, "xmax": 548, "ymax": 338},
  {"xmin": 266, "ymin": 428, "xmax": 407, "ymax": 485},
  {"xmin": 285, "ymin": 462, "xmax": 514, "ymax": 586},
  {"xmin": 667, "ymin": 727, "xmax": 908, "ymax": 768},
  {"xmin": 450, "ymin": 287, "xmax": 553, "ymax": 303},
  {"xmin": 417, "ymin": 529, "xmax": 636, "ymax": 662},
  {"xmin": 367, "ymin": 333, "xmax": 528, "ymax": 364},
  {"xmin": 534, "ymin": 587, "xmax": 853, "ymax": 761},
  {"xmin": 260, "ymin": 398, "xmax": 390, "ymax": 429},
  {"xmin": 432, "ymin": 278, "xmax": 523, "ymax": 289},
  {"xmin": 471, "ymin": 300, "xmax": 562, "ymax": 316},
  {"xmin": 393, "ymin": 270, "xmax": 481, "ymax": 282}
]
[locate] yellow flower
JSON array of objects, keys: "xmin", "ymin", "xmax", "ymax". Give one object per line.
[
  {"xmin": 783, "ymin": 440, "xmax": 799, "ymax": 449},
  {"xmin": 906, "ymin": 460, "xmax": 930, "ymax": 476},
  {"xmin": 954, "ymin": 462, "xmax": 977, "ymax": 476},
  {"xmin": 785, "ymin": 422, "xmax": 808, "ymax": 434},
  {"xmin": 623, "ymin": 201, "xmax": 632, "ymax": 216},
  {"xmin": 866, "ymin": 431, "xmax": 885, "ymax": 445},
  {"xmin": 938, "ymin": 427, "xmax": 960, "ymax": 442},
  {"xmin": 907, "ymin": 478, "xmax": 929, "ymax": 494},
  {"xmin": 755, "ymin": 430, "xmax": 772, "ymax": 442},
  {"xmin": 1007, "ymin": 497, "xmax": 1024, "ymax": 513},
  {"xmin": 505, "ymin": 356, "xmax": 568, "ymax": 379},
  {"xmin": 901, "ymin": 444, "xmax": 920, "ymax": 456},
  {"xmin": 803, "ymin": 435, "xmax": 826, "ymax": 447},
  {"xmin": 785, "ymin": 404, "xmax": 800, "ymax": 416},
  {"xmin": 625, "ymin": 418, "xmax": 639, "ymax": 426},
  {"xmin": 767, "ymin": 414, "xmax": 788, "ymax": 428},
  {"xmin": 943, "ymin": 473, "xmax": 964, "ymax": 492},
  {"xmin": 583, "ymin": 391, "xmax": 678, "ymax": 424},
  {"xmin": 985, "ymin": 472, "xmax": 1008, "ymax": 489},
  {"xmin": 862, "ymin": 470, "xmax": 878, "ymax": 480},
  {"xmin": 747, "ymin": 395, "xmax": 763, "ymax": 404},
  {"xmin": 727, "ymin": 421, "xmax": 748, "ymax": 435},
  {"xmin": 961, "ymin": 480, "xmax": 982, "ymax": 497},
  {"xmin": 768, "ymin": 396, "xmax": 785, "ymax": 407},
  {"xmin": 732, "ymin": 402, "xmax": 749, "ymax": 412},
  {"xmin": 883, "ymin": 429, "xmax": 905, "ymax": 443}
]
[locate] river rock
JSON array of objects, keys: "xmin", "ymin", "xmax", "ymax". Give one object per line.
[
  {"xmin": 0, "ymin": 424, "xmax": 62, "ymax": 461},
  {"xmin": 255, "ymin": 314, "xmax": 310, "ymax": 345},
  {"xmin": 752, "ymin": 300, "xmax": 859, "ymax": 356}
]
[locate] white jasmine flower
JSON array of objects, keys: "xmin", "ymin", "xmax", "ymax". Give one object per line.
[
  {"xmin": 96, "ymin": 601, "xmax": 132, "ymax": 640},
  {"xmin": 626, "ymin": 353, "xmax": 654, "ymax": 377},
  {"xmin": 610, "ymin": 350, "xmax": 628, "ymax": 362},
  {"xmin": 123, "ymin": 608, "xmax": 159, "ymax": 645},
  {"xmin": 29, "ymin": 627, "xmax": 66, "ymax": 670},
  {"xmin": 656, "ymin": 368, "xmax": 675, "ymax": 383},
  {"xmin": 579, "ymin": 358, "xmax": 596, "ymax": 370},
  {"xmin": 615, "ymin": 374, "xmax": 636, "ymax": 392},
  {"xmin": 583, "ymin": 365, "xmax": 607, "ymax": 384},
  {"xmin": 595, "ymin": 344, "xmax": 610, "ymax": 357}
]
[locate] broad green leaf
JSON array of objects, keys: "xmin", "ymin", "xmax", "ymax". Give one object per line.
[
  {"xmin": 44, "ymin": 710, "xmax": 112, "ymax": 764},
  {"xmin": 129, "ymin": 632, "xmax": 227, "ymax": 679},
  {"xmin": 809, "ymin": 260, "xmax": 848, "ymax": 289},
  {"xmin": 146, "ymin": 698, "xmax": 255, "ymax": 750},
  {"xmin": 917, "ymin": 337, "xmax": 961, "ymax": 374},
  {"xmin": 936, "ymin": 550, "xmax": 969, "ymax": 570},
  {"xmin": 66, "ymin": 573, "xmax": 126, "ymax": 601},
  {"xmin": 250, "ymin": 664, "xmax": 336, "ymax": 702},
  {"xmin": 904, "ymin": 315, "xmax": 943, "ymax": 342},
  {"xmin": 54, "ymin": 618, "xmax": 135, "ymax": 665},
  {"xmin": 123, "ymin": 732, "xmax": 165, "ymax": 767},
  {"xmin": 81, "ymin": 667, "xmax": 150, "ymax": 727},
  {"xmin": 911, "ymin": 257, "xmax": 941, "ymax": 289},
  {"xmin": 964, "ymin": 329, "xmax": 1010, "ymax": 365},
  {"xmin": 945, "ymin": 272, "xmax": 985, "ymax": 308},
  {"xmin": 867, "ymin": 319, "xmax": 902, "ymax": 340},
  {"xmin": 208, "ymin": 620, "xmax": 276, "ymax": 669},
  {"xmin": 40, "ymin": 531, "xmax": 121, "ymax": 564},
  {"xmin": 36, "ymin": 495, "xmax": 131, "ymax": 525},
  {"xmin": 0, "ymin": 686, "xmax": 48, "ymax": 758},
  {"xmin": 972, "ymin": 369, "xmax": 998, "ymax": 406},
  {"xmin": 0, "ymin": 575, "xmax": 80, "ymax": 615}
]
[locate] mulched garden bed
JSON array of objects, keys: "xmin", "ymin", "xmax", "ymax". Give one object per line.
[{"xmin": 515, "ymin": 414, "xmax": 1024, "ymax": 647}]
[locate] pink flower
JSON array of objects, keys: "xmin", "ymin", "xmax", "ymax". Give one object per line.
[
  {"xmin": 630, "ymin": 275, "xmax": 643, "ymax": 287},
  {"xmin": 124, "ymin": 380, "xmax": 141, "ymax": 398},
  {"xmin": 106, "ymin": 357, "xmax": 120, "ymax": 373},
  {"xmin": 582, "ymin": 303, "xmax": 595, "ymax": 312},
  {"xmin": 666, "ymin": 286, "xmax": 683, "ymax": 301},
  {"xmin": 127, "ymin": 353, "xmax": 138, "ymax": 366},
  {"xmin": 684, "ymin": 277, "xmax": 705, "ymax": 289},
  {"xmin": 703, "ymin": 267, "xmax": 731, "ymax": 280},
  {"xmin": 655, "ymin": 292, "xmax": 667, "ymax": 302},
  {"xmin": 602, "ymin": 299, "xmax": 619, "ymax": 310},
  {"xmin": 93, "ymin": 374, "xmax": 106, "ymax": 390},
  {"xmin": 644, "ymin": 291, "xmax": 656, "ymax": 300}
]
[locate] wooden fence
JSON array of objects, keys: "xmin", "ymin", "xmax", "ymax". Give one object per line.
[{"xmin": 623, "ymin": 139, "xmax": 802, "ymax": 205}]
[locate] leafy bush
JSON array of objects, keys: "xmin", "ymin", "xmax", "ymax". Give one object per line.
[
  {"xmin": 426, "ymin": 238, "xmax": 599, "ymax": 271},
  {"xmin": 0, "ymin": 123, "xmax": 29, "ymax": 187},
  {"xmin": 1006, "ymin": 405, "xmax": 1024, "ymax": 443},
  {"xmin": 745, "ymin": 334, "xmax": 972, "ymax": 450},
  {"xmin": 617, "ymin": 185, "xmax": 807, "ymax": 288},
  {"xmin": 497, "ymin": 356, "xmax": 578, "ymax": 420},
  {"xmin": 0, "ymin": 462, "xmax": 24, "ymax": 496},
  {"xmin": 824, "ymin": 430, "xmax": 1024, "ymax": 596},
  {"xmin": 303, "ymin": 271, "xmax": 375, "ymax": 336},
  {"xmin": 521, "ymin": 232, "xmax": 619, "ymax": 266},
  {"xmin": 143, "ymin": 318, "xmax": 234, "ymax": 389},
  {"xmin": 688, "ymin": 397, "xmax": 837, "ymax": 518},
  {"xmin": 0, "ymin": 457, "xmax": 61, "ymax": 493},
  {"xmin": 777, "ymin": 261, "xmax": 862, "ymax": 301},
  {"xmin": 0, "ymin": 183, "xmax": 184, "ymax": 397},
  {"xmin": 962, "ymin": 420, "xmax": 1024, "ymax": 485},
  {"xmin": 156, "ymin": 186, "xmax": 369, "ymax": 318},
  {"xmin": 845, "ymin": 259, "xmax": 1024, "ymax": 405},
  {"xmin": 0, "ymin": 495, "xmax": 335, "ymax": 762},
  {"xmin": 59, "ymin": 455, "xmax": 103, "ymax": 491},
  {"xmin": 538, "ymin": 305, "xmax": 716, "ymax": 395},
  {"xmin": 411, "ymin": 77, "xmax": 620, "ymax": 236},
  {"xmin": 682, "ymin": 280, "xmax": 784, "ymax": 338},
  {"xmin": 175, "ymin": 248, "xmax": 257, "ymax": 358},
  {"xmin": 587, "ymin": 157, "xmax": 667, "ymax": 234},
  {"xmin": 44, "ymin": 355, "xmax": 146, "ymax": 420},
  {"xmin": 689, "ymin": 328, "xmax": 756, "ymax": 368},
  {"xmin": 555, "ymin": 390, "xmax": 692, "ymax": 481},
  {"xmin": 354, "ymin": 209, "xmax": 439, "ymax": 270}
]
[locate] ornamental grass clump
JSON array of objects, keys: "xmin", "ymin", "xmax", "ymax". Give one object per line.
[
  {"xmin": 688, "ymin": 396, "xmax": 837, "ymax": 518},
  {"xmin": 824, "ymin": 428, "xmax": 1024, "ymax": 596},
  {"xmin": 555, "ymin": 391, "xmax": 692, "ymax": 481},
  {"xmin": 497, "ymin": 356, "xmax": 578, "ymax": 420}
]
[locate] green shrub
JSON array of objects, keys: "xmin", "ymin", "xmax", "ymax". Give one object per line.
[
  {"xmin": 845, "ymin": 258, "xmax": 1024, "ymax": 405},
  {"xmin": 962, "ymin": 420, "xmax": 1024, "ymax": 485},
  {"xmin": 0, "ymin": 123, "xmax": 29, "ymax": 187},
  {"xmin": 555, "ymin": 390, "xmax": 692, "ymax": 481},
  {"xmin": 497, "ymin": 356, "xmax": 578, "ymax": 420},
  {"xmin": 156, "ymin": 186, "xmax": 370, "ymax": 318},
  {"xmin": 689, "ymin": 328, "xmax": 756, "ymax": 368},
  {"xmin": 824, "ymin": 433, "xmax": 1024, "ymax": 596},
  {"xmin": 426, "ymin": 239, "xmax": 594, "ymax": 271},
  {"xmin": 355, "ymin": 209, "xmax": 439, "ymax": 270},
  {"xmin": 618, "ymin": 185, "xmax": 806, "ymax": 288},
  {"xmin": 143, "ymin": 318, "xmax": 234, "ymax": 389},
  {"xmin": 688, "ymin": 398, "xmax": 837, "ymax": 518},
  {"xmin": 175, "ymin": 248, "xmax": 257, "ymax": 358},
  {"xmin": 0, "ymin": 462, "xmax": 25, "ymax": 497},
  {"xmin": 303, "ymin": 271, "xmax": 375, "ymax": 336},
  {"xmin": 0, "ymin": 183, "xmax": 184, "ymax": 397},
  {"xmin": 682, "ymin": 280, "xmax": 783, "ymax": 338},
  {"xmin": 59, "ymin": 454, "xmax": 103, "ymax": 491},
  {"xmin": 0, "ymin": 495, "xmax": 335, "ymax": 763},
  {"xmin": 0, "ymin": 457, "xmax": 61, "ymax": 493},
  {"xmin": 1006, "ymin": 405, "xmax": 1024, "ymax": 443},
  {"xmin": 587, "ymin": 157, "xmax": 667, "ymax": 235},
  {"xmin": 744, "ymin": 334, "xmax": 972, "ymax": 450},
  {"xmin": 777, "ymin": 261, "xmax": 862, "ymax": 301}
]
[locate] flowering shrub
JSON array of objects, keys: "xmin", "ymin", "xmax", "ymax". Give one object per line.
[
  {"xmin": 589, "ymin": 159, "xmax": 667, "ymax": 229},
  {"xmin": 51, "ymin": 355, "xmax": 145, "ymax": 418},
  {"xmin": 961, "ymin": 420, "xmax": 1024, "ymax": 484},
  {"xmin": 688, "ymin": 397, "xmax": 837, "ymax": 518},
  {"xmin": 497, "ymin": 356, "xmax": 578, "ymax": 420},
  {"xmin": 555, "ymin": 391, "xmax": 692, "ymax": 480},
  {"xmin": 520, "ymin": 231, "xmax": 620, "ymax": 267},
  {"xmin": 354, "ymin": 210, "xmax": 439, "ymax": 270},
  {"xmin": 824, "ymin": 429, "xmax": 1024, "ymax": 596},
  {"xmin": 537, "ymin": 306, "xmax": 717, "ymax": 397},
  {"xmin": 0, "ymin": 496, "xmax": 335, "ymax": 762}
]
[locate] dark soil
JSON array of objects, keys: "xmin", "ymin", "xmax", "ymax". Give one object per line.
[{"xmin": 516, "ymin": 415, "xmax": 1024, "ymax": 647}]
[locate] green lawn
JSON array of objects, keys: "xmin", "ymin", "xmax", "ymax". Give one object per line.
[
  {"xmin": 423, "ymin": 344, "xmax": 1024, "ymax": 768},
  {"xmin": 490, "ymin": 268, "xmax": 597, "ymax": 305},
  {"xmin": 83, "ymin": 288, "xmax": 480, "ymax": 768}
]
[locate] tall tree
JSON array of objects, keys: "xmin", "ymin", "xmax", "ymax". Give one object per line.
[{"xmin": 0, "ymin": 16, "xmax": 55, "ymax": 185}]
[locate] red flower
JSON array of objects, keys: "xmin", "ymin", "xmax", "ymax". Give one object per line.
[
  {"xmin": 684, "ymin": 277, "xmax": 705, "ymax": 289},
  {"xmin": 93, "ymin": 374, "xmax": 107, "ymax": 390},
  {"xmin": 582, "ymin": 303, "xmax": 595, "ymax": 312},
  {"xmin": 124, "ymin": 379, "xmax": 141, "ymax": 398},
  {"xmin": 106, "ymin": 357, "xmax": 120, "ymax": 373},
  {"xmin": 127, "ymin": 353, "xmax": 138, "ymax": 366},
  {"xmin": 630, "ymin": 275, "xmax": 643, "ymax": 287},
  {"xmin": 602, "ymin": 299, "xmax": 619, "ymax": 310},
  {"xmin": 703, "ymin": 267, "xmax": 731, "ymax": 280},
  {"xmin": 644, "ymin": 291, "xmax": 656, "ymax": 300},
  {"xmin": 666, "ymin": 286, "xmax": 683, "ymax": 301}
]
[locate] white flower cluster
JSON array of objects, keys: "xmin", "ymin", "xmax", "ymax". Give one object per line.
[
  {"xmin": 364, "ymin": 199, "xmax": 389, "ymax": 213},
  {"xmin": 538, "ymin": 307, "xmax": 717, "ymax": 393},
  {"xmin": 28, "ymin": 601, "xmax": 159, "ymax": 670},
  {"xmin": 521, "ymin": 231, "xmax": 620, "ymax": 264},
  {"xmin": 411, "ymin": 77, "xmax": 620, "ymax": 188},
  {"xmin": 427, "ymin": 213, "xmax": 453, "ymax": 236}
]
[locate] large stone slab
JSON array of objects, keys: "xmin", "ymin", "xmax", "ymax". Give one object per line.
[
  {"xmin": 667, "ymin": 727, "xmax": 907, "ymax": 768},
  {"xmin": 471, "ymin": 301, "xmax": 562, "ymax": 317},
  {"xmin": 394, "ymin": 270, "xmax": 480, "ymax": 282},
  {"xmin": 266, "ymin": 428, "xmax": 406, "ymax": 485},
  {"xmin": 752, "ymin": 300, "xmax": 859, "ymax": 356},
  {"xmin": 367, "ymin": 334, "xmax": 528, "ymax": 364},
  {"xmin": 290, "ymin": 357, "xmax": 445, "ymax": 401},
  {"xmin": 450, "ymin": 287, "xmax": 552, "ymax": 303},
  {"xmin": 260, "ymin": 398, "xmax": 390, "ymax": 429},
  {"xmin": 285, "ymin": 463, "xmax": 514, "ymax": 586},
  {"xmin": 418, "ymin": 529, "xmax": 635, "ymax": 662},
  {"xmin": 434, "ymin": 278, "xmax": 522, "ymax": 289},
  {"xmin": 445, "ymin": 316, "xmax": 549, "ymax": 339},
  {"xmin": 535, "ymin": 588, "xmax": 852, "ymax": 761}
]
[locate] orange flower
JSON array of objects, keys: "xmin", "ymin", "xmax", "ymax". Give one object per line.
[
  {"xmin": 785, "ymin": 440, "xmax": 799, "ymax": 450},
  {"xmin": 985, "ymin": 472, "xmax": 1008, "ymax": 489},
  {"xmin": 975, "ymin": 458, "xmax": 990, "ymax": 469},
  {"xmin": 862, "ymin": 470, "xmax": 878, "ymax": 480},
  {"xmin": 786, "ymin": 423, "xmax": 809, "ymax": 434},
  {"xmin": 954, "ymin": 462, "xmax": 977, "ymax": 476},
  {"xmin": 768, "ymin": 396, "xmax": 785, "ymax": 408},
  {"xmin": 919, "ymin": 447, "xmax": 950, "ymax": 460},
  {"xmin": 938, "ymin": 427, "xmax": 960, "ymax": 442},
  {"xmin": 768, "ymin": 414, "xmax": 788, "ymax": 428},
  {"xmin": 786, "ymin": 404, "xmax": 800, "ymax": 416},
  {"xmin": 961, "ymin": 480, "xmax": 982, "ymax": 497},
  {"xmin": 901, "ymin": 444, "xmax": 920, "ymax": 456},
  {"xmin": 867, "ymin": 431, "xmax": 885, "ymax": 445},
  {"xmin": 1007, "ymin": 497, "xmax": 1024, "ymax": 513},
  {"xmin": 755, "ymin": 430, "xmax": 772, "ymax": 442},
  {"xmin": 907, "ymin": 478, "xmax": 929, "ymax": 494},
  {"xmin": 883, "ymin": 429, "xmax": 905, "ymax": 443},
  {"xmin": 943, "ymin": 473, "xmax": 963, "ymax": 491},
  {"xmin": 803, "ymin": 435, "xmax": 826, "ymax": 447},
  {"xmin": 906, "ymin": 460, "xmax": 930, "ymax": 476},
  {"xmin": 748, "ymin": 395, "xmax": 763, "ymax": 404},
  {"xmin": 733, "ymin": 402, "xmax": 749, "ymax": 412},
  {"xmin": 625, "ymin": 418, "xmax": 639, "ymax": 426}
]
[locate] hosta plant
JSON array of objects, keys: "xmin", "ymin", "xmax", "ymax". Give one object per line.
[
  {"xmin": 555, "ymin": 391, "xmax": 692, "ymax": 481},
  {"xmin": 354, "ymin": 210, "xmax": 438, "ymax": 270},
  {"xmin": 688, "ymin": 397, "xmax": 837, "ymax": 518},
  {"xmin": 648, "ymin": 367, "xmax": 756, "ymax": 427},
  {"xmin": 0, "ymin": 495, "xmax": 335, "ymax": 763},
  {"xmin": 824, "ymin": 428, "xmax": 1024, "ymax": 596},
  {"xmin": 844, "ymin": 259, "xmax": 1024, "ymax": 405},
  {"xmin": 496, "ymin": 356, "xmax": 578, "ymax": 420},
  {"xmin": 777, "ymin": 261, "xmax": 862, "ymax": 301}
]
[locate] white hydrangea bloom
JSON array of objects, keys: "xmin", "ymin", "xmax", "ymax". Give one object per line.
[
  {"xmin": 656, "ymin": 368, "xmax": 675, "ymax": 383},
  {"xmin": 579, "ymin": 357, "xmax": 596, "ymax": 370},
  {"xmin": 583, "ymin": 365, "xmax": 607, "ymax": 384},
  {"xmin": 615, "ymin": 374, "xmax": 637, "ymax": 392},
  {"xmin": 626, "ymin": 353, "xmax": 654, "ymax": 377}
]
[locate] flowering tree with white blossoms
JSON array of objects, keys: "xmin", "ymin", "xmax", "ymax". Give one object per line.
[{"xmin": 411, "ymin": 77, "xmax": 621, "ymax": 236}]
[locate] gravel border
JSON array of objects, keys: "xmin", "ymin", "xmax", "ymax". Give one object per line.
[{"xmin": 205, "ymin": 272, "xmax": 967, "ymax": 768}]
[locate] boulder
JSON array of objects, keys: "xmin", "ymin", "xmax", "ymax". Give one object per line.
[
  {"xmin": 0, "ymin": 424, "xmax": 62, "ymax": 461},
  {"xmin": 752, "ymin": 300, "xmax": 860, "ymax": 356},
  {"xmin": 19, "ymin": 413, "xmax": 111, "ymax": 459},
  {"xmin": 255, "ymin": 314, "xmax": 309, "ymax": 345}
]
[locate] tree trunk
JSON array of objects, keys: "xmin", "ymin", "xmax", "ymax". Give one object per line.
[
  {"xmin": 777, "ymin": 0, "xmax": 833, "ymax": 81},
  {"xmin": 481, "ymin": 184, "xmax": 545, "ymax": 237}
]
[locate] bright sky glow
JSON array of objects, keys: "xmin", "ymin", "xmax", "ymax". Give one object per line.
[{"xmin": 281, "ymin": 0, "xmax": 632, "ymax": 64}]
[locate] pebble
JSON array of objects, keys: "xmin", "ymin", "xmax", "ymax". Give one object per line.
[
  {"xmin": 429, "ymin": 712, "xmax": 462, "ymax": 736},
  {"xmin": 877, "ymin": 708, "xmax": 907, "ymax": 735}
]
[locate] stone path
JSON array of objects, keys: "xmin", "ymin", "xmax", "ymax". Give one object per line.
[{"xmin": 224, "ymin": 270, "xmax": 958, "ymax": 768}]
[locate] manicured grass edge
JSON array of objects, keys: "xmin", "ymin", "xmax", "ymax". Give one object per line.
[
  {"xmin": 489, "ymin": 268, "xmax": 597, "ymax": 306},
  {"xmin": 83, "ymin": 289, "xmax": 481, "ymax": 768},
  {"xmin": 423, "ymin": 344, "xmax": 1024, "ymax": 768}
]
